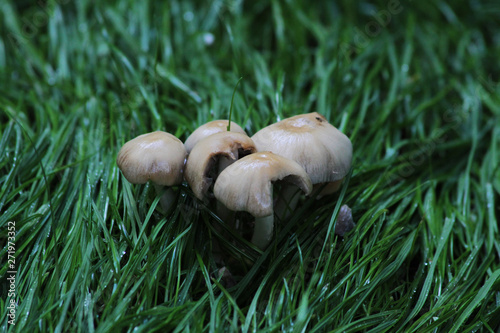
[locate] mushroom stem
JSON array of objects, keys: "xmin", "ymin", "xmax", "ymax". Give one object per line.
[
  {"xmin": 153, "ymin": 184, "xmax": 176, "ymax": 212},
  {"xmin": 216, "ymin": 201, "xmax": 234, "ymax": 224},
  {"xmin": 251, "ymin": 214, "xmax": 274, "ymax": 250},
  {"xmin": 275, "ymin": 184, "xmax": 302, "ymax": 222},
  {"xmin": 218, "ymin": 155, "xmax": 233, "ymax": 173},
  {"xmin": 216, "ymin": 155, "xmax": 236, "ymax": 225}
]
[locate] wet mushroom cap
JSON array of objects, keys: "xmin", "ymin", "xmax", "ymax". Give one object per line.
[
  {"xmin": 185, "ymin": 131, "xmax": 256, "ymax": 200},
  {"xmin": 214, "ymin": 152, "xmax": 312, "ymax": 217},
  {"xmin": 117, "ymin": 131, "xmax": 186, "ymax": 186},
  {"xmin": 184, "ymin": 120, "xmax": 247, "ymax": 153},
  {"xmin": 251, "ymin": 112, "xmax": 352, "ymax": 185}
]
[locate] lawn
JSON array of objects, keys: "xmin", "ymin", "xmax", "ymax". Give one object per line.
[{"xmin": 1, "ymin": 0, "xmax": 500, "ymax": 332}]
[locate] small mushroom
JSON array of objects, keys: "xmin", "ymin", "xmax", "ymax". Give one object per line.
[
  {"xmin": 251, "ymin": 112, "xmax": 352, "ymax": 216},
  {"xmin": 214, "ymin": 152, "xmax": 312, "ymax": 250},
  {"xmin": 335, "ymin": 204, "xmax": 355, "ymax": 236},
  {"xmin": 117, "ymin": 131, "xmax": 187, "ymax": 212},
  {"xmin": 184, "ymin": 120, "xmax": 246, "ymax": 153},
  {"xmin": 184, "ymin": 131, "xmax": 256, "ymax": 201}
]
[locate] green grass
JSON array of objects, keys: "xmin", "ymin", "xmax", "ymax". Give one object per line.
[{"xmin": 1, "ymin": 0, "xmax": 500, "ymax": 332}]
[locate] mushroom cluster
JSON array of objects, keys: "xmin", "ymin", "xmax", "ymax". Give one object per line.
[{"xmin": 117, "ymin": 112, "xmax": 353, "ymax": 250}]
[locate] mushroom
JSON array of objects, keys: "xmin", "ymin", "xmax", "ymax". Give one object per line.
[
  {"xmin": 184, "ymin": 131, "xmax": 256, "ymax": 201},
  {"xmin": 117, "ymin": 131, "xmax": 187, "ymax": 212},
  {"xmin": 184, "ymin": 120, "xmax": 247, "ymax": 153},
  {"xmin": 214, "ymin": 152, "xmax": 312, "ymax": 250},
  {"xmin": 251, "ymin": 112, "xmax": 352, "ymax": 217},
  {"xmin": 335, "ymin": 204, "xmax": 355, "ymax": 236}
]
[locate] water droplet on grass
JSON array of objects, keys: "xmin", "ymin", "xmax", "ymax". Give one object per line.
[
  {"xmin": 183, "ymin": 11, "xmax": 194, "ymax": 21},
  {"xmin": 203, "ymin": 32, "xmax": 215, "ymax": 45}
]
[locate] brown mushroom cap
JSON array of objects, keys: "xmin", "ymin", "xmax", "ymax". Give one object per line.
[
  {"xmin": 117, "ymin": 131, "xmax": 186, "ymax": 186},
  {"xmin": 251, "ymin": 112, "xmax": 352, "ymax": 185},
  {"xmin": 184, "ymin": 120, "xmax": 246, "ymax": 153},
  {"xmin": 214, "ymin": 152, "xmax": 312, "ymax": 217},
  {"xmin": 185, "ymin": 131, "xmax": 256, "ymax": 200}
]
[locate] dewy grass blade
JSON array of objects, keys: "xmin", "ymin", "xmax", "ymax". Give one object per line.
[
  {"xmin": 450, "ymin": 269, "xmax": 500, "ymax": 333},
  {"xmin": 403, "ymin": 215, "xmax": 455, "ymax": 326},
  {"xmin": 227, "ymin": 77, "xmax": 244, "ymax": 131},
  {"xmin": 485, "ymin": 183, "xmax": 498, "ymax": 253}
]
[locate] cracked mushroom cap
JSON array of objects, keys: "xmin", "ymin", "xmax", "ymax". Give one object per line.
[
  {"xmin": 185, "ymin": 131, "xmax": 256, "ymax": 200},
  {"xmin": 251, "ymin": 112, "xmax": 352, "ymax": 187},
  {"xmin": 214, "ymin": 152, "xmax": 312, "ymax": 218},
  {"xmin": 117, "ymin": 131, "xmax": 186, "ymax": 186},
  {"xmin": 184, "ymin": 120, "xmax": 246, "ymax": 153}
]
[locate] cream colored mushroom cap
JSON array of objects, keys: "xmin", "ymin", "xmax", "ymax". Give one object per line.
[
  {"xmin": 185, "ymin": 131, "xmax": 256, "ymax": 200},
  {"xmin": 251, "ymin": 112, "xmax": 352, "ymax": 184},
  {"xmin": 214, "ymin": 152, "xmax": 312, "ymax": 218},
  {"xmin": 184, "ymin": 120, "xmax": 246, "ymax": 153},
  {"xmin": 117, "ymin": 131, "xmax": 186, "ymax": 186}
]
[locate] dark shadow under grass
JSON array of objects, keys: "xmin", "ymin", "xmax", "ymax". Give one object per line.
[{"xmin": 1, "ymin": 0, "xmax": 500, "ymax": 332}]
